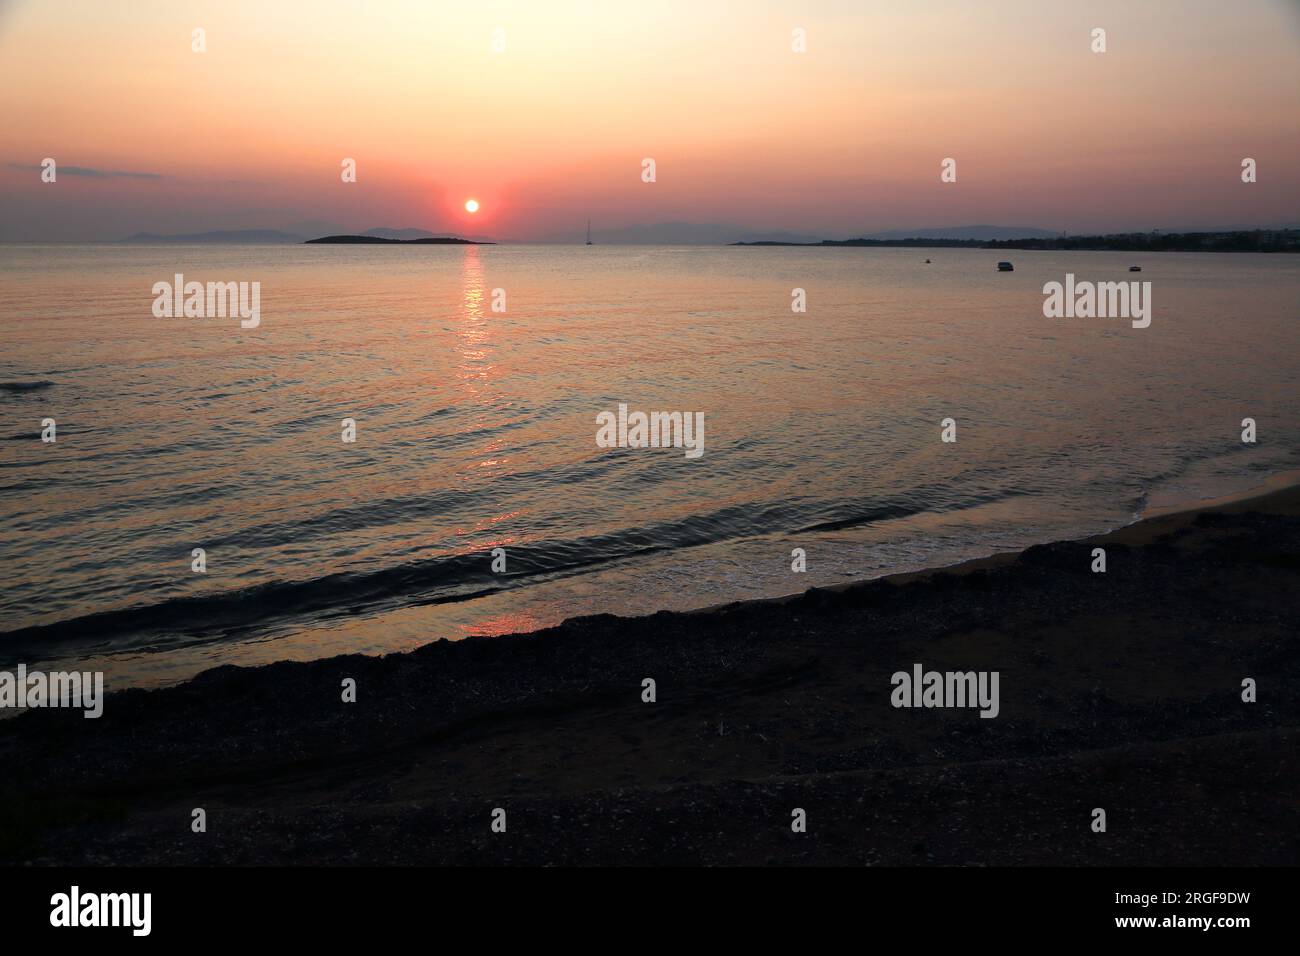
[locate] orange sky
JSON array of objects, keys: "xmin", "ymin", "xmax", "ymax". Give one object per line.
[{"xmin": 1, "ymin": 0, "xmax": 1297, "ymax": 240}]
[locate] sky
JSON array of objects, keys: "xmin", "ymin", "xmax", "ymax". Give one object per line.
[{"xmin": 1, "ymin": 0, "xmax": 1298, "ymax": 241}]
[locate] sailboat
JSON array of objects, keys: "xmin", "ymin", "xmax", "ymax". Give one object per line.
[{"xmin": 586, "ymin": 219, "xmax": 593, "ymax": 246}]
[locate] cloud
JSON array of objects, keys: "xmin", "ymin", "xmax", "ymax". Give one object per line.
[{"xmin": 7, "ymin": 163, "xmax": 164, "ymax": 180}]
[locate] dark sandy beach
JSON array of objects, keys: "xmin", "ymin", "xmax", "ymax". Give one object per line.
[{"xmin": 2, "ymin": 485, "xmax": 1297, "ymax": 866}]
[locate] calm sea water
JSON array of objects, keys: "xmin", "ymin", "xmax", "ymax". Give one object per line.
[{"xmin": 2, "ymin": 243, "xmax": 1297, "ymax": 688}]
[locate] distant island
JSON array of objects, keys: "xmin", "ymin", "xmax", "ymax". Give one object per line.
[
  {"xmin": 734, "ymin": 229, "xmax": 1300, "ymax": 253},
  {"xmin": 305, "ymin": 235, "xmax": 491, "ymax": 245}
]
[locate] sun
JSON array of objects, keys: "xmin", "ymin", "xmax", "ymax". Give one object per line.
[{"xmin": 464, "ymin": 199, "xmax": 479, "ymax": 214}]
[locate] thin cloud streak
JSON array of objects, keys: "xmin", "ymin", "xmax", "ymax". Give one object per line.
[{"xmin": 7, "ymin": 162, "xmax": 164, "ymax": 180}]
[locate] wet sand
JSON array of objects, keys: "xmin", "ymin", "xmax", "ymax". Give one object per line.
[{"xmin": 2, "ymin": 485, "xmax": 1298, "ymax": 865}]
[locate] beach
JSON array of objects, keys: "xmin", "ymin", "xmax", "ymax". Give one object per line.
[{"xmin": 3, "ymin": 482, "xmax": 1297, "ymax": 866}]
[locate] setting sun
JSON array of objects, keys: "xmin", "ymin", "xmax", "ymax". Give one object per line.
[{"xmin": 464, "ymin": 199, "xmax": 479, "ymax": 214}]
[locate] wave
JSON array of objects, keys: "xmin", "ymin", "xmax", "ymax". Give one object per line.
[{"xmin": 0, "ymin": 484, "xmax": 1026, "ymax": 661}]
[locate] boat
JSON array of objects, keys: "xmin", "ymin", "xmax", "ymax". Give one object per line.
[
  {"xmin": 924, "ymin": 258, "xmax": 931, "ymax": 264},
  {"xmin": 586, "ymin": 219, "xmax": 593, "ymax": 246},
  {"xmin": 997, "ymin": 261, "xmax": 1014, "ymax": 272},
  {"xmin": 1129, "ymin": 265, "xmax": 1141, "ymax": 272}
]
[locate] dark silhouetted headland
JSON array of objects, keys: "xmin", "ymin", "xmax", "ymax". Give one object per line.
[{"xmin": 734, "ymin": 229, "xmax": 1300, "ymax": 252}]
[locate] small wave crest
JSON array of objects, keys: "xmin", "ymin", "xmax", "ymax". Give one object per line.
[{"xmin": 0, "ymin": 380, "xmax": 54, "ymax": 393}]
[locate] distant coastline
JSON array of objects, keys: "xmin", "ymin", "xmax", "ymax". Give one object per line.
[
  {"xmin": 12, "ymin": 224, "xmax": 1296, "ymax": 248},
  {"xmin": 8, "ymin": 226, "xmax": 1296, "ymax": 249},
  {"xmin": 305, "ymin": 235, "xmax": 491, "ymax": 245},
  {"xmin": 733, "ymin": 228, "xmax": 1300, "ymax": 253}
]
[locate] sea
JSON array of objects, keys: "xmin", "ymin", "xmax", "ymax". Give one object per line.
[{"xmin": 2, "ymin": 243, "xmax": 1297, "ymax": 688}]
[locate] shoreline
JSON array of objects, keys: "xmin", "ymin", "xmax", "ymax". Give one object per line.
[
  {"xmin": 2, "ymin": 479, "xmax": 1298, "ymax": 864},
  {"xmin": 13, "ymin": 468, "xmax": 1299, "ymax": 695},
  {"xmin": 691, "ymin": 468, "xmax": 1300, "ymax": 615}
]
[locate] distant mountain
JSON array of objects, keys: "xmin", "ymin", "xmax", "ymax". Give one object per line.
[
  {"xmin": 119, "ymin": 226, "xmax": 476, "ymax": 244},
  {"xmin": 97, "ymin": 222, "xmax": 1300, "ymax": 246},
  {"xmin": 854, "ymin": 225, "xmax": 1059, "ymax": 241},
  {"xmin": 732, "ymin": 229, "xmax": 828, "ymax": 245},
  {"xmin": 545, "ymin": 222, "xmax": 826, "ymax": 245},
  {"xmin": 305, "ymin": 235, "xmax": 491, "ymax": 245},
  {"xmin": 287, "ymin": 219, "xmax": 348, "ymax": 238},
  {"xmin": 587, "ymin": 222, "xmax": 743, "ymax": 244},
  {"xmin": 362, "ymin": 227, "xmax": 441, "ymax": 240},
  {"xmin": 119, "ymin": 229, "xmax": 304, "ymax": 243},
  {"xmin": 534, "ymin": 222, "xmax": 1054, "ymax": 245},
  {"xmin": 361, "ymin": 227, "xmax": 499, "ymax": 242}
]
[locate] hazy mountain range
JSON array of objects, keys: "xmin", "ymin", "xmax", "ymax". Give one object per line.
[
  {"xmin": 854, "ymin": 225, "xmax": 1059, "ymax": 241},
  {"xmin": 118, "ymin": 226, "xmax": 482, "ymax": 244},
  {"xmin": 111, "ymin": 222, "xmax": 1300, "ymax": 245},
  {"xmin": 541, "ymin": 223, "xmax": 1073, "ymax": 244},
  {"xmin": 120, "ymin": 229, "xmax": 306, "ymax": 243}
]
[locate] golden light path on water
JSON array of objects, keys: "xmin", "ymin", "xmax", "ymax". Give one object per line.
[{"xmin": 1, "ymin": 244, "xmax": 1297, "ymax": 688}]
